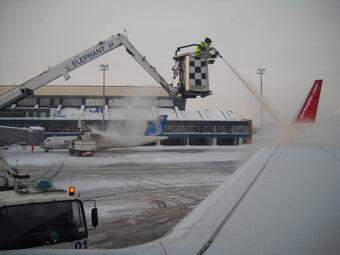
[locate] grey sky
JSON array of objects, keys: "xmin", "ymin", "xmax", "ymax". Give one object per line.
[{"xmin": 1, "ymin": 0, "xmax": 339, "ymax": 126}]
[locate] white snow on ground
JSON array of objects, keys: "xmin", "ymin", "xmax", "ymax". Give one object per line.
[
  {"xmin": 3, "ymin": 145, "xmax": 257, "ymax": 196},
  {"xmin": 2, "ymin": 145, "xmax": 257, "ymax": 229},
  {"xmin": 4, "ymin": 145, "xmax": 254, "ymax": 166}
]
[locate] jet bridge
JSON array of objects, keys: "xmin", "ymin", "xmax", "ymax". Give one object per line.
[{"xmin": 0, "ymin": 125, "xmax": 44, "ymax": 147}]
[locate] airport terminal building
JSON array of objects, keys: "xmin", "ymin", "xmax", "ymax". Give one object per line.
[{"xmin": 0, "ymin": 85, "xmax": 252, "ymax": 146}]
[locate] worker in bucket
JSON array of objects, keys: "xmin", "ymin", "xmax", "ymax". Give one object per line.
[
  {"xmin": 193, "ymin": 37, "xmax": 212, "ymax": 56},
  {"xmin": 193, "ymin": 37, "xmax": 220, "ymax": 64}
]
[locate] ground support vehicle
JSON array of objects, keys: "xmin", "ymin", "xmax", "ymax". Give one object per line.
[
  {"xmin": 0, "ymin": 179, "xmax": 98, "ymax": 250},
  {"xmin": 69, "ymin": 135, "xmax": 96, "ymax": 156}
]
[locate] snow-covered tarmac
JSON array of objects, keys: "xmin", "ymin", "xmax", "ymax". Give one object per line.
[{"xmin": 3, "ymin": 145, "xmax": 256, "ymax": 248}]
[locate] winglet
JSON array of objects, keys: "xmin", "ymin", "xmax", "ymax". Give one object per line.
[{"xmin": 293, "ymin": 79, "xmax": 323, "ymax": 124}]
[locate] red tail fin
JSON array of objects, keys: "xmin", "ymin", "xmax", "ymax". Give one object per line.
[{"xmin": 293, "ymin": 79, "xmax": 323, "ymax": 123}]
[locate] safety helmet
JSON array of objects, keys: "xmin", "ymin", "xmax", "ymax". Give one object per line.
[{"xmin": 204, "ymin": 37, "xmax": 212, "ymax": 45}]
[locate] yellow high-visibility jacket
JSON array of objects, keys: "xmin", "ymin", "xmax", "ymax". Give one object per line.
[{"xmin": 193, "ymin": 41, "xmax": 210, "ymax": 56}]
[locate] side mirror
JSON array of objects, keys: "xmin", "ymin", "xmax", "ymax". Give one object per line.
[{"xmin": 91, "ymin": 207, "xmax": 98, "ymax": 227}]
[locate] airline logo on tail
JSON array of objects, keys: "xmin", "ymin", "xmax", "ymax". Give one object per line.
[
  {"xmin": 293, "ymin": 79, "xmax": 323, "ymax": 124},
  {"xmin": 145, "ymin": 115, "xmax": 168, "ymax": 136}
]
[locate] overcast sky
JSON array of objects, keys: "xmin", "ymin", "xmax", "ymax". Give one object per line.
[{"xmin": 0, "ymin": 0, "xmax": 339, "ymax": 126}]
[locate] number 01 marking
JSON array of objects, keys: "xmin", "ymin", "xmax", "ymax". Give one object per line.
[{"xmin": 75, "ymin": 239, "xmax": 87, "ymax": 249}]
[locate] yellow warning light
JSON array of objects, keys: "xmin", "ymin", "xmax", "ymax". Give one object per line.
[{"xmin": 69, "ymin": 185, "xmax": 75, "ymax": 196}]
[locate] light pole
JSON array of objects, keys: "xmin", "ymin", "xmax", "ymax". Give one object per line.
[
  {"xmin": 257, "ymin": 68, "xmax": 265, "ymax": 129},
  {"xmin": 100, "ymin": 64, "xmax": 109, "ymax": 131}
]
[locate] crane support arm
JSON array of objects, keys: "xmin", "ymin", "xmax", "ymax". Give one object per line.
[
  {"xmin": 0, "ymin": 34, "xmax": 124, "ymax": 109},
  {"xmin": 0, "ymin": 33, "xmax": 180, "ymax": 110},
  {"xmin": 118, "ymin": 34, "xmax": 178, "ymax": 97}
]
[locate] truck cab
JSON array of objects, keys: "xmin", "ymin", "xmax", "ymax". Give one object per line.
[{"xmin": 0, "ymin": 187, "xmax": 97, "ymax": 250}]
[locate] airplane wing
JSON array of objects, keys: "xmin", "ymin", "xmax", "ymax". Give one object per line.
[
  {"xmin": 5, "ymin": 144, "xmax": 340, "ymax": 255},
  {"xmin": 112, "ymin": 145, "xmax": 340, "ymax": 255},
  {"xmin": 151, "ymin": 145, "xmax": 340, "ymax": 255}
]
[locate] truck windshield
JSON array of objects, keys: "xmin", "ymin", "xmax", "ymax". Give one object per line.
[{"xmin": 0, "ymin": 200, "xmax": 87, "ymax": 250}]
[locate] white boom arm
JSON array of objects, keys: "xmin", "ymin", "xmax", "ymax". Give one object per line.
[{"xmin": 0, "ymin": 33, "xmax": 178, "ymax": 110}]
